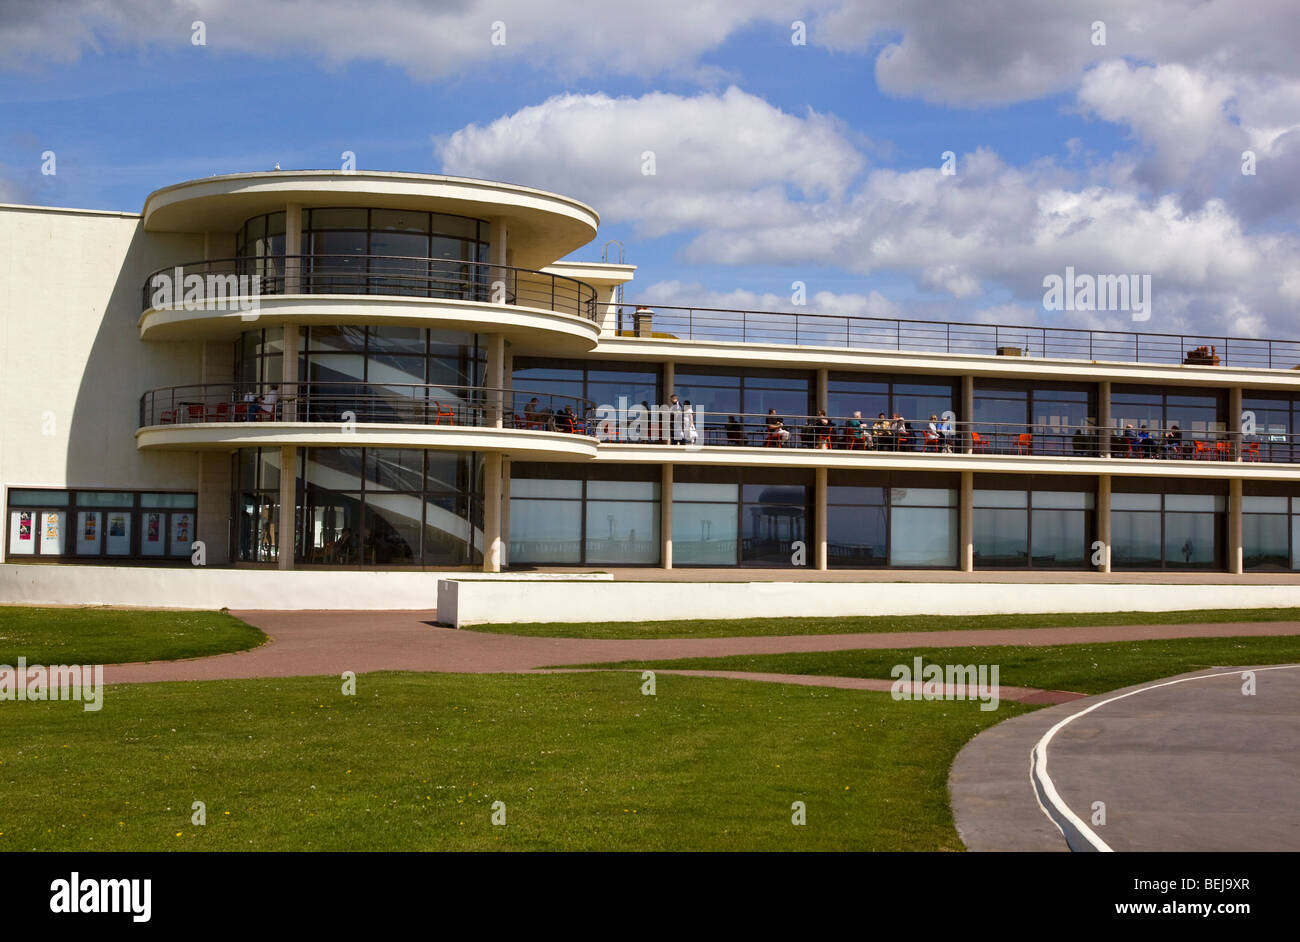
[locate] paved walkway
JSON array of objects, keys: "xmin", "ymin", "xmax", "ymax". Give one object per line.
[
  {"xmin": 950, "ymin": 665, "xmax": 1300, "ymax": 851},
  {"xmin": 102, "ymin": 611, "xmax": 1300, "ymax": 688}
]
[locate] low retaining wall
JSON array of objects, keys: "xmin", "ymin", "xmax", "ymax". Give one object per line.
[
  {"xmin": 437, "ymin": 579, "xmax": 1300, "ymax": 627},
  {"xmin": 0, "ymin": 565, "xmax": 611, "ymax": 611}
]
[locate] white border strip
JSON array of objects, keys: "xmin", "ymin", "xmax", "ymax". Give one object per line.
[{"xmin": 1030, "ymin": 664, "xmax": 1300, "ymax": 852}]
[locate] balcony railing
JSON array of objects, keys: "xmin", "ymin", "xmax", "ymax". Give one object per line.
[
  {"xmin": 612, "ymin": 303, "xmax": 1300, "ymax": 370},
  {"xmin": 139, "ymin": 382, "xmax": 596, "ymax": 433},
  {"xmin": 142, "ymin": 256, "xmax": 599, "ymax": 321},
  {"xmin": 597, "ymin": 410, "xmax": 1295, "ymax": 462}
]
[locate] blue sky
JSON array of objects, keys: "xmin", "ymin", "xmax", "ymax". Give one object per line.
[{"xmin": 1, "ymin": 1, "xmax": 1296, "ymax": 337}]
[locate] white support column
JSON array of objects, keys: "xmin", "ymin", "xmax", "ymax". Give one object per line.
[
  {"xmin": 661, "ymin": 464, "xmax": 673, "ymax": 569},
  {"xmin": 1229, "ymin": 477, "xmax": 1243, "ymax": 574},
  {"xmin": 663, "ymin": 361, "xmax": 675, "ymax": 402},
  {"xmin": 816, "ymin": 368, "xmax": 828, "ymax": 415},
  {"xmin": 961, "ymin": 374, "xmax": 974, "ymax": 454},
  {"xmin": 278, "ymin": 446, "xmax": 296, "ymax": 570},
  {"xmin": 284, "ymin": 203, "xmax": 302, "ymax": 294},
  {"xmin": 281, "ymin": 323, "xmax": 298, "ymax": 421},
  {"xmin": 959, "ymin": 469, "xmax": 973, "ymax": 572},
  {"xmin": 1098, "ymin": 474, "xmax": 1112, "ymax": 573},
  {"xmin": 482, "ymin": 452, "xmax": 503, "ymax": 572},
  {"xmin": 500, "ymin": 457, "xmax": 510, "ymax": 569},
  {"xmin": 486, "ymin": 333, "xmax": 505, "ymax": 427},
  {"xmin": 815, "ymin": 466, "xmax": 827, "ymax": 570},
  {"xmin": 1099, "ymin": 380, "xmax": 1112, "ymax": 457}
]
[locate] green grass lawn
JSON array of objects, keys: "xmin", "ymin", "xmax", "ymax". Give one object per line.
[
  {"xmin": 0, "ymin": 671, "xmax": 1026, "ymax": 851},
  {"xmin": 0, "ymin": 607, "xmax": 265, "ymax": 665},
  {"xmin": 464, "ymin": 607, "xmax": 1300, "ymax": 640},
  {"xmin": 567, "ymin": 635, "xmax": 1300, "ymax": 695}
]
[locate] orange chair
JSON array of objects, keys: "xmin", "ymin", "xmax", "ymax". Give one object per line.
[
  {"xmin": 971, "ymin": 431, "xmax": 990, "ymax": 453},
  {"xmin": 1016, "ymin": 433, "xmax": 1033, "ymax": 454},
  {"xmin": 1242, "ymin": 441, "xmax": 1260, "ymax": 462},
  {"xmin": 1215, "ymin": 440, "xmax": 1231, "ymax": 461},
  {"xmin": 923, "ymin": 431, "xmax": 940, "ymax": 452},
  {"xmin": 1192, "ymin": 440, "xmax": 1211, "ymax": 460},
  {"xmin": 432, "ymin": 401, "xmax": 456, "ymax": 425}
]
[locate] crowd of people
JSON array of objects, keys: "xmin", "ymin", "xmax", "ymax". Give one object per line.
[{"xmin": 753, "ymin": 409, "xmax": 955, "ymax": 451}]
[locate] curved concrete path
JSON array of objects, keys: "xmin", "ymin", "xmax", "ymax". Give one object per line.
[
  {"xmin": 950, "ymin": 664, "xmax": 1300, "ymax": 851},
  {"xmin": 103, "ymin": 611, "xmax": 1300, "ymax": 685}
]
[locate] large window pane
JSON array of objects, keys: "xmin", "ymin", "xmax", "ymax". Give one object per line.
[
  {"xmin": 1164, "ymin": 514, "xmax": 1217, "ymax": 568},
  {"xmin": 510, "ymin": 498, "xmax": 582, "ymax": 563},
  {"xmin": 891, "ymin": 507, "xmax": 957, "ymax": 566},
  {"xmin": 827, "ymin": 504, "xmax": 887, "ymax": 566},
  {"xmin": 1112, "ymin": 511, "xmax": 1161, "ymax": 567},
  {"xmin": 1031, "ymin": 508, "xmax": 1087, "ymax": 566},
  {"xmin": 1244, "ymin": 514, "xmax": 1289, "ymax": 570},
  {"xmin": 974, "ymin": 508, "xmax": 1028, "ymax": 566},
  {"xmin": 672, "ymin": 502, "xmax": 739, "ymax": 565},
  {"xmin": 585, "ymin": 500, "xmax": 659, "ymax": 564}
]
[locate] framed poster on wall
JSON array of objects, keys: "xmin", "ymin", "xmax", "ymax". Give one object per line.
[
  {"xmin": 77, "ymin": 511, "xmax": 102, "ymax": 555},
  {"xmin": 170, "ymin": 513, "xmax": 194, "ymax": 556},
  {"xmin": 9, "ymin": 511, "xmax": 36, "ymax": 555},
  {"xmin": 39, "ymin": 512, "xmax": 65, "ymax": 555},
  {"xmin": 142, "ymin": 511, "xmax": 165, "ymax": 556},
  {"xmin": 105, "ymin": 512, "xmax": 131, "ymax": 555}
]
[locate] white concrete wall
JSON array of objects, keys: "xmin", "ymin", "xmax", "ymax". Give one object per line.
[
  {"xmin": 437, "ymin": 578, "xmax": 1300, "ymax": 627},
  {"xmin": 0, "ymin": 564, "xmax": 611, "ymax": 610},
  {"xmin": 0, "ymin": 206, "xmax": 207, "ymax": 562}
]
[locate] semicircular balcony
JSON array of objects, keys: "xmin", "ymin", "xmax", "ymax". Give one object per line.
[
  {"xmin": 138, "ymin": 255, "xmax": 601, "ymax": 353},
  {"xmin": 136, "ymin": 381, "xmax": 599, "ymax": 460}
]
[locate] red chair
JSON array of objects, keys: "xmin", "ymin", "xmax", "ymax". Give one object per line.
[
  {"xmin": 1016, "ymin": 433, "xmax": 1033, "ymax": 454},
  {"xmin": 1192, "ymin": 440, "xmax": 1211, "ymax": 460},
  {"xmin": 971, "ymin": 431, "xmax": 990, "ymax": 453},
  {"xmin": 158, "ymin": 409, "xmax": 176, "ymax": 425},
  {"xmin": 923, "ymin": 431, "xmax": 940, "ymax": 452},
  {"xmin": 432, "ymin": 402, "xmax": 456, "ymax": 425},
  {"xmin": 1242, "ymin": 441, "xmax": 1260, "ymax": 462},
  {"xmin": 233, "ymin": 402, "xmax": 249, "ymax": 421},
  {"xmin": 206, "ymin": 401, "xmax": 230, "ymax": 422},
  {"xmin": 186, "ymin": 404, "xmax": 204, "ymax": 423},
  {"xmin": 1215, "ymin": 441, "xmax": 1231, "ymax": 461}
]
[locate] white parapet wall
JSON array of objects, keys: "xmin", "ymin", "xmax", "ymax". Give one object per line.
[
  {"xmin": 437, "ymin": 579, "xmax": 1300, "ymax": 627},
  {"xmin": 0, "ymin": 565, "xmax": 611, "ymax": 611}
]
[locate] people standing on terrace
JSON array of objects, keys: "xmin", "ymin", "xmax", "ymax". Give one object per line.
[
  {"xmin": 667, "ymin": 393, "xmax": 683, "ymax": 444},
  {"xmin": 765, "ymin": 409, "xmax": 787, "ymax": 447}
]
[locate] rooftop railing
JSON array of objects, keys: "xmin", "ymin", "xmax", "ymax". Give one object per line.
[
  {"xmin": 612, "ymin": 303, "xmax": 1300, "ymax": 370},
  {"xmin": 142, "ymin": 256, "xmax": 599, "ymax": 321}
]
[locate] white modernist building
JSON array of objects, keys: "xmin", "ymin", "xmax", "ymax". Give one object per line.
[{"xmin": 5, "ymin": 170, "xmax": 1300, "ymax": 593}]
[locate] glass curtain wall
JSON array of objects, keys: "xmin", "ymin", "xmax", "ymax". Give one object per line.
[
  {"xmin": 671, "ymin": 468, "xmax": 811, "ymax": 566},
  {"xmin": 973, "ymin": 381, "xmax": 1096, "ymax": 455},
  {"xmin": 823, "ymin": 471, "xmax": 960, "ymax": 568},
  {"xmin": 234, "ymin": 447, "xmax": 482, "ymax": 566},
  {"xmin": 1242, "ymin": 483, "xmax": 1300, "ymax": 569},
  {"xmin": 1111, "ymin": 481, "xmax": 1226, "ymax": 569},
  {"xmin": 674, "ymin": 367, "xmax": 813, "ymax": 445},
  {"xmin": 1242, "ymin": 393, "xmax": 1300, "ymax": 462},
  {"xmin": 1111, "ymin": 387, "xmax": 1225, "ymax": 458},
  {"xmin": 508, "ymin": 464, "xmax": 660, "ymax": 565},
  {"xmin": 971, "ymin": 475, "xmax": 1095, "ymax": 568}
]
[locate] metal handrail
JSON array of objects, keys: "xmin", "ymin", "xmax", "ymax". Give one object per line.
[
  {"xmin": 612, "ymin": 302, "xmax": 1300, "ymax": 370},
  {"xmin": 138, "ymin": 381, "xmax": 596, "ymax": 433},
  {"xmin": 142, "ymin": 255, "xmax": 599, "ymax": 321},
  {"xmin": 593, "ymin": 408, "xmax": 1293, "ymax": 461}
]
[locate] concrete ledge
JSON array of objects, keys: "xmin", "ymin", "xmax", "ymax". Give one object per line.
[
  {"xmin": 0, "ymin": 565, "xmax": 611, "ymax": 611},
  {"xmin": 435, "ymin": 579, "xmax": 1300, "ymax": 627}
]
